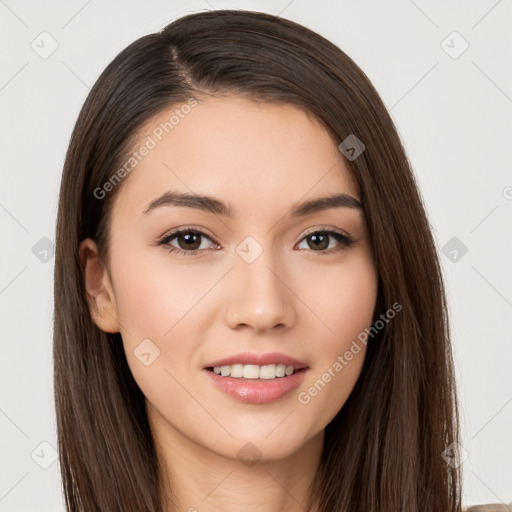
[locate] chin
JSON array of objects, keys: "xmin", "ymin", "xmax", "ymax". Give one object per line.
[{"xmin": 205, "ymin": 417, "xmax": 322, "ymax": 463}]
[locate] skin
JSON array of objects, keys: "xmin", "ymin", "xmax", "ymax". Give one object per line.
[{"xmin": 80, "ymin": 95, "xmax": 378, "ymax": 512}]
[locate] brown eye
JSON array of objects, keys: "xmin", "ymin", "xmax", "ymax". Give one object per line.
[
  {"xmin": 158, "ymin": 229, "xmax": 217, "ymax": 255},
  {"xmin": 306, "ymin": 233, "xmax": 330, "ymax": 250},
  {"xmin": 175, "ymin": 231, "xmax": 202, "ymax": 250},
  {"xmin": 297, "ymin": 230, "xmax": 354, "ymax": 252}
]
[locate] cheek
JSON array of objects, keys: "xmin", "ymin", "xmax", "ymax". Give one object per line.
[
  {"xmin": 109, "ymin": 250, "xmax": 226, "ymax": 392},
  {"xmin": 109, "ymin": 253, "xmax": 221, "ymax": 415},
  {"xmin": 111, "ymin": 249, "xmax": 218, "ymax": 343},
  {"xmin": 298, "ymin": 250, "xmax": 378, "ymax": 348},
  {"xmin": 326, "ymin": 264, "xmax": 377, "ymax": 341},
  {"xmin": 294, "ymin": 251, "xmax": 377, "ymax": 426}
]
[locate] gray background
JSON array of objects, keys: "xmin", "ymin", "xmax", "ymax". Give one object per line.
[{"xmin": 1, "ymin": 1, "xmax": 511, "ymax": 510}]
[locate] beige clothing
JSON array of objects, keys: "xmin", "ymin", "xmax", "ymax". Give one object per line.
[{"xmin": 465, "ymin": 505, "xmax": 512, "ymax": 511}]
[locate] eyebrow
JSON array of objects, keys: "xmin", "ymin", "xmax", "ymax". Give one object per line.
[{"xmin": 142, "ymin": 190, "xmax": 363, "ymax": 217}]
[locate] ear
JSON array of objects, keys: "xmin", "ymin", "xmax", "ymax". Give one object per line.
[{"xmin": 78, "ymin": 238, "xmax": 120, "ymax": 333}]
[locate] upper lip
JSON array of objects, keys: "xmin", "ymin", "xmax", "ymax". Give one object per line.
[{"xmin": 204, "ymin": 352, "xmax": 308, "ymax": 369}]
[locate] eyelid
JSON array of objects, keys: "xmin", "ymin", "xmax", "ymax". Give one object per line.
[
  {"xmin": 298, "ymin": 224, "xmax": 351, "ymax": 240},
  {"xmin": 157, "ymin": 225, "xmax": 217, "ymax": 243}
]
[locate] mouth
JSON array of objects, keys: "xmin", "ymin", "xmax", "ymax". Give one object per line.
[
  {"xmin": 202, "ymin": 353, "xmax": 309, "ymax": 404},
  {"xmin": 205, "ymin": 363, "xmax": 307, "ymax": 380}
]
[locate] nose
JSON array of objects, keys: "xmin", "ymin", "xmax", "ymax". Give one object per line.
[{"xmin": 224, "ymin": 247, "xmax": 297, "ymax": 332}]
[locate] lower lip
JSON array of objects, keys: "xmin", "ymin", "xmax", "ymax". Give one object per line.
[{"xmin": 202, "ymin": 369, "xmax": 308, "ymax": 404}]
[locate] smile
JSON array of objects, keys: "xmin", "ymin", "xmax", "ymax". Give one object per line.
[{"xmin": 209, "ymin": 363, "xmax": 298, "ymax": 379}]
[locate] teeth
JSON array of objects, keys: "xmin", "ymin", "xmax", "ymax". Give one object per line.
[
  {"xmin": 231, "ymin": 364, "xmax": 243, "ymax": 378},
  {"xmin": 259, "ymin": 364, "xmax": 276, "ymax": 379},
  {"xmin": 212, "ymin": 363, "xmax": 298, "ymax": 379},
  {"xmin": 243, "ymin": 364, "xmax": 260, "ymax": 379}
]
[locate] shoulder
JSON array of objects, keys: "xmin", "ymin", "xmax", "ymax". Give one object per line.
[{"xmin": 464, "ymin": 505, "xmax": 512, "ymax": 512}]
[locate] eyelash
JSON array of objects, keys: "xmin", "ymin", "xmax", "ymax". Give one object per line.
[{"xmin": 156, "ymin": 225, "xmax": 355, "ymax": 257}]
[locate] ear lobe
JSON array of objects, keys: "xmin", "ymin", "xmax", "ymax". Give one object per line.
[{"xmin": 79, "ymin": 238, "xmax": 120, "ymax": 333}]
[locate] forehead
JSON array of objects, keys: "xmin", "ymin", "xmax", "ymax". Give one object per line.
[{"xmin": 110, "ymin": 95, "xmax": 359, "ymax": 220}]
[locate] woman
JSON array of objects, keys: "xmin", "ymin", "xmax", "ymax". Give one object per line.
[{"xmin": 53, "ymin": 8, "xmax": 477, "ymax": 512}]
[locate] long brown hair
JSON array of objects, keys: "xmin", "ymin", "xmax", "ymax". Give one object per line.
[{"xmin": 54, "ymin": 9, "xmax": 462, "ymax": 511}]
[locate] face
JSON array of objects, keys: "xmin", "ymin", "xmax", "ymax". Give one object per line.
[{"xmin": 81, "ymin": 95, "xmax": 378, "ymax": 462}]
